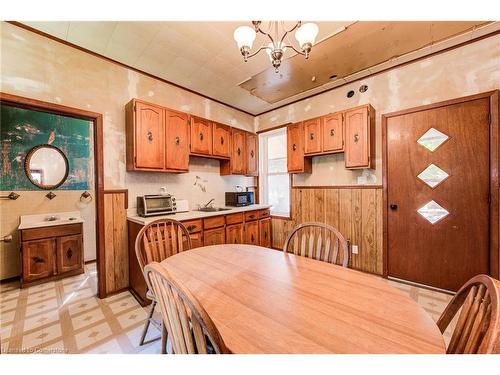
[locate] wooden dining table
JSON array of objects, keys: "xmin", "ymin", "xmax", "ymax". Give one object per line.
[{"xmin": 160, "ymin": 244, "xmax": 446, "ymax": 354}]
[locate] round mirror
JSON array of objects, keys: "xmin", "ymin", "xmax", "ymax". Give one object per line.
[{"xmin": 24, "ymin": 144, "xmax": 69, "ymax": 190}]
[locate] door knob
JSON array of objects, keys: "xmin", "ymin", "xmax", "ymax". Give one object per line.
[{"xmin": 390, "ymin": 204, "xmax": 398, "ymax": 210}]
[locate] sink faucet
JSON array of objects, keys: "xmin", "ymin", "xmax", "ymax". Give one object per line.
[{"xmin": 203, "ymin": 198, "xmax": 215, "ymax": 208}]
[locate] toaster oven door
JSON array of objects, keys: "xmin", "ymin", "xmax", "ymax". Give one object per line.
[{"xmin": 145, "ymin": 196, "xmax": 173, "ymax": 213}]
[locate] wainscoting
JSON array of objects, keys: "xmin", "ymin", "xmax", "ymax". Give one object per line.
[{"xmin": 271, "ymin": 186, "xmax": 383, "ymax": 275}]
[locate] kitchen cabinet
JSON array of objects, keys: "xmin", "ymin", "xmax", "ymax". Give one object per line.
[
  {"xmin": 244, "ymin": 221, "xmax": 260, "ymax": 245},
  {"xmin": 226, "ymin": 224, "xmax": 243, "ymax": 244},
  {"xmin": 183, "ymin": 219, "xmax": 203, "ymax": 249},
  {"xmin": 190, "ymin": 116, "xmax": 213, "ymax": 156},
  {"xmin": 246, "ymin": 133, "xmax": 258, "ymax": 176},
  {"xmin": 212, "ymin": 122, "xmax": 231, "ymax": 158},
  {"xmin": 287, "ymin": 122, "xmax": 312, "ymax": 173},
  {"xmin": 322, "ymin": 112, "xmax": 344, "ymax": 153},
  {"xmin": 221, "ymin": 128, "xmax": 246, "ymax": 175},
  {"xmin": 344, "ymin": 105, "xmax": 375, "ymax": 169},
  {"xmin": 165, "ymin": 109, "xmax": 190, "ymax": 171},
  {"xmin": 259, "ymin": 218, "xmax": 272, "ymax": 248},
  {"xmin": 203, "ymin": 228, "xmax": 226, "ymax": 246},
  {"xmin": 304, "ymin": 117, "xmax": 322, "ymax": 154}
]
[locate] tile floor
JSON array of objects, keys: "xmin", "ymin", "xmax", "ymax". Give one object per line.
[{"xmin": 0, "ymin": 263, "xmax": 454, "ymax": 354}]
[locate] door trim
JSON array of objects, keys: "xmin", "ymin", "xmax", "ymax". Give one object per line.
[
  {"xmin": 382, "ymin": 90, "xmax": 499, "ymax": 280},
  {"xmin": 0, "ymin": 92, "xmax": 107, "ymax": 298}
]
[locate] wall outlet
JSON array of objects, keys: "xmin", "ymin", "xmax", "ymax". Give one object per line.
[{"xmin": 351, "ymin": 245, "xmax": 359, "ymax": 254}]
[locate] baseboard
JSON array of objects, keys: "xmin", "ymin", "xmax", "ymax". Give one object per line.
[{"xmin": 0, "ymin": 275, "xmax": 20, "ymax": 284}]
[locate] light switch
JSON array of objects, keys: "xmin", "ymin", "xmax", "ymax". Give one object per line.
[{"xmin": 352, "ymin": 245, "xmax": 359, "ymax": 254}]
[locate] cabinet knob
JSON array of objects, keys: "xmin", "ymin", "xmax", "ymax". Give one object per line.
[
  {"xmin": 199, "ymin": 132, "xmax": 204, "ymax": 141},
  {"xmin": 354, "ymin": 133, "xmax": 359, "ymax": 143},
  {"xmin": 237, "ymin": 147, "xmax": 241, "ymax": 156},
  {"xmin": 330, "ymin": 129, "xmax": 335, "ymax": 137},
  {"xmin": 292, "ymin": 144, "xmax": 297, "ymax": 151},
  {"xmin": 187, "ymin": 225, "xmax": 196, "ymax": 233},
  {"xmin": 67, "ymin": 248, "xmax": 73, "ymax": 259},
  {"xmin": 175, "ymin": 136, "xmax": 180, "ymax": 145},
  {"xmin": 147, "ymin": 131, "xmax": 153, "ymax": 142},
  {"xmin": 250, "ymin": 150, "xmax": 254, "ymax": 158},
  {"xmin": 32, "ymin": 256, "xmax": 44, "ymax": 264},
  {"xmin": 390, "ymin": 203, "xmax": 398, "ymax": 210},
  {"xmin": 220, "ymin": 136, "xmax": 224, "ymax": 145},
  {"xmin": 310, "ymin": 133, "xmax": 314, "ymax": 140}
]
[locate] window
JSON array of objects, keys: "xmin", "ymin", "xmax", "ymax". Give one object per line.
[{"xmin": 259, "ymin": 127, "xmax": 290, "ymax": 217}]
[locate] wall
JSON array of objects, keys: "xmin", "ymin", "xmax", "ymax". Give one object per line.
[
  {"xmin": 255, "ymin": 34, "xmax": 500, "ymax": 187},
  {"xmin": 0, "ymin": 22, "xmax": 254, "ymax": 279}
]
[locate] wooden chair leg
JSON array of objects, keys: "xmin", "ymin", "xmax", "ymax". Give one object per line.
[
  {"xmin": 161, "ymin": 323, "xmax": 167, "ymax": 354},
  {"xmin": 139, "ymin": 300, "xmax": 156, "ymax": 346}
]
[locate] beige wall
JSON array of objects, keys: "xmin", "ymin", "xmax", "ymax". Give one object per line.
[
  {"xmin": 255, "ymin": 34, "xmax": 500, "ymax": 186},
  {"xmin": 0, "ymin": 22, "xmax": 254, "ymax": 279}
]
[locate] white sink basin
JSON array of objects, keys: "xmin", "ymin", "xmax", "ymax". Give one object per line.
[{"xmin": 18, "ymin": 211, "xmax": 84, "ymax": 230}]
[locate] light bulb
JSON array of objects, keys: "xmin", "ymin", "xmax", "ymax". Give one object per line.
[
  {"xmin": 233, "ymin": 26, "xmax": 256, "ymax": 50},
  {"xmin": 295, "ymin": 22, "xmax": 319, "ymax": 50}
]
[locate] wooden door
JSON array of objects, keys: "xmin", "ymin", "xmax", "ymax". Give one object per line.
[
  {"xmin": 22, "ymin": 239, "xmax": 55, "ymax": 282},
  {"xmin": 56, "ymin": 235, "xmax": 83, "ymax": 274},
  {"xmin": 244, "ymin": 221, "xmax": 259, "ymax": 245},
  {"xmin": 231, "ymin": 129, "xmax": 246, "ymax": 174},
  {"xmin": 259, "ymin": 218, "xmax": 271, "ymax": 248},
  {"xmin": 322, "ymin": 112, "xmax": 344, "ymax": 152},
  {"xmin": 287, "ymin": 122, "xmax": 310, "ymax": 173},
  {"xmin": 304, "ymin": 118, "xmax": 322, "ymax": 154},
  {"xmin": 203, "ymin": 228, "xmax": 226, "ymax": 246},
  {"xmin": 345, "ymin": 105, "xmax": 374, "ymax": 169},
  {"xmin": 212, "ymin": 123, "xmax": 231, "ymax": 158},
  {"xmin": 165, "ymin": 109, "xmax": 189, "ymax": 171},
  {"xmin": 226, "ymin": 224, "xmax": 243, "ymax": 244},
  {"xmin": 190, "ymin": 116, "xmax": 212, "ymax": 155},
  {"xmin": 386, "ymin": 97, "xmax": 491, "ymax": 291},
  {"xmin": 135, "ymin": 101, "xmax": 165, "ymax": 169},
  {"xmin": 246, "ymin": 133, "xmax": 258, "ymax": 176}
]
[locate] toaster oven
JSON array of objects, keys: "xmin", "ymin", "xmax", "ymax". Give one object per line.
[{"xmin": 137, "ymin": 195, "xmax": 177, "ymax": 217}]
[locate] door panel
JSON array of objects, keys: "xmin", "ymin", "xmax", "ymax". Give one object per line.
[
  {"xmin": 322, "ymin": 112, "xmax": 344, "ymax": 152},
  {"xmin": 226, "ymin": 224, "xmax": 243, "ymax": 244},
  {"xmin": 244, "ymin": 221, "xmax": 259, "ymax": 245},
  {"xmin": 259, "ymin": 218, "xmax": 271, "ymax": 248},
  {"xmin": 190, "ymin": 116, "xmax": 212, "ymax": 155},
  {"xmin": 231, "ymin": 129, "xmax": 246, "ymax": 174},
  {"xmin": 345, "ymin": 106, "xmax": 369, "ymax": 168},
  {"xmin": 56, "ymin": 235, "xmax": 83, "ymax": 274},
  {"xmin": 213, "ymin": 123, "xmax": 231, "ymax": 158},
  {"xmin": 165, "ymin": 110, "xmax": 189, "ymax": 171},
  {"xmin": 304, "ymin": 118, "xmax": 322, "ymax": 154},
  {"xmin": 22, "ymin": 239, "xmax": 55, "ymax": 281},
  {"xmin": 246, "ymin": 133, "xmax": 258, "ymax": 176},
  {"xmin": 203, "ymin": 228, "xmax": 226, "ymax": 246},
  {"xmin": 387, "ymin": 98, "xmax": 490, "ymax": 291},
  {"xmin": 287, "ymin": 122, "xmax": 308, "ymax": 173},
  {"xmin": 135, "ymin": 102, "xmax": 165, "ymax": 169}
]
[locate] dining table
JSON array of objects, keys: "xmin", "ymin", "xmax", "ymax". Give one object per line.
[{"xmin": 160, "ymin": 244, "xmax": 446, "ymax": 354}]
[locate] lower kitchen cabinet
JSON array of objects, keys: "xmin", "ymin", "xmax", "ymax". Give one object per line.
[
  {"xmin": 203, "ymin": 227, "xmax": 226, "ymax": 246},
  {"xmin": 188, "ymin": 232, "xmax": 203, "ymax": 249},
  {"xmin": 244, "ymin": 221, "xmax": 260, "ymax": 245},
  {"xmin": 226, "ymin": 223, "xmax": 243, "ymax": 244},
  {"xmin": 259, "ymin": 218, "xmax": 272, "ymax": 248}
]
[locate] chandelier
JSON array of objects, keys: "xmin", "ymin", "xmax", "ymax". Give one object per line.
[{"xmin": 233, "ymin": 21, "xmax": 319, "ymax": 73}]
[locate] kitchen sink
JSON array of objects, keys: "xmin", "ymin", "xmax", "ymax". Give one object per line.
[{"xmin": 196, "ymin": 207, "xmax": 231, "ymax": 212}]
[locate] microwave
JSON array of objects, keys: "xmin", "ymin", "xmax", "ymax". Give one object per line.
[
  {"xmin": 137, "ymin": 195, "xmax": 176, "ymax": 217},
  {"xmin": 225, "ymin": 191, "xmax": 254, "ymax": 207}
]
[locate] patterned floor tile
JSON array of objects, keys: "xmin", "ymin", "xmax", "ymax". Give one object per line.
[
  {"xmin": 25, "ymin": 298, "xmax": 59, "ymax": 317},
  {"xmin": 22, "ymin": 322, "xmax": 62, "ymax": 349},
  {"xmin": 116, "ymin": 307, "xmax": 148, "ymax": 330},
  {"xmin": 74, "ymin": 322, "xmax": 113, "ymax": 351},
  {"xmin": 67, "ymin": 297, "xmax": 99, "ymax": 317},
  {"xmin": 85, "ymin": 338, "xmax": 123, "ymax": 354},
  {"xmin": 71, "ymin": 307, "xmax": 106, "ymax": 330}
]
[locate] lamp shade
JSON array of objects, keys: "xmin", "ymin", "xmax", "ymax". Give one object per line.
[
  {"xmin": 295, "ymin": 22, "xmax": 319, "ymax": 49},
  {"xmin": 234, "ymin": 26, "xmax": 256, "ymax": 49}
]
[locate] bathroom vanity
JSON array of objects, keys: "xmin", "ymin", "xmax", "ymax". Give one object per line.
[{"xmin": 18, "ymin": 212, "xmax": 84, "ymax": 287}]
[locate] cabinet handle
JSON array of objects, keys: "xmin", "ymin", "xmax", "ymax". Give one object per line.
[
  {"xmin": 310, "ymin": 133, "xmax": 314, "ymax": 140},
  {"xmin": 237, "ymin": 147, "xmax": 241, "ymax": 156},
  {"xmin": 250, "ymin": 150, "xmax": 254, "ymax": 158},
  {"xmin": 175, "ymin": 136, "xmax": 180, "ymax": 145},
  {"xmin": 249, "ymin": 215, "xmax": 255, "ymax": 219},
  {"xmin": 264, "ymin": 231, "xmax": 268, "ymax": 239},
  {"xmin": 292, "ymin": 144, "xmax": 297, "ymax": 151},
  {"xmin": 330, "ymin": 129, "xmax": 335, "ymax": 137},
  {"xmin": 67, "ymin": 248, "xmax": 73, "ymax": 259},
  {"xmin": 32, "ymin": 256, "xmax": 44, "ymax": 264},
  {"xmin": 199, "ymin": 132, "xmax": 204, "ymax": 141},
  {"xmin": 187, "ymin": 225, "xmax": 196, "ymax": 233},
  {"xmin": 354, "ymin": 133, "xmax": 359, "ymax": 143},
  {"xmin": 220, "ymin": 136, "xmax": 224, "ymax": 145},
  {"xmin": 147, "ymin": 131, "xmax": 153, "ymax": 142}
]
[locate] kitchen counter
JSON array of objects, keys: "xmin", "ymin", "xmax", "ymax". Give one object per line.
[{"xmin": 127, "ymin": 204, "xmax": 272, "ymax": 226}]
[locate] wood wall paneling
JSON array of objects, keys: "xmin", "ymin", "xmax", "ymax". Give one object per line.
[{"xmin": 271, "ymin": 187, "xmax": 383, "ymax": 275}]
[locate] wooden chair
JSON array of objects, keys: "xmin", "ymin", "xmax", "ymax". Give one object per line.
[
  {"xmin": 144, "ymin": 262, "xmax": 230, "ymax": 354},
  {"xmin": 135, "ymin": 218, "xmax": 192, "ymax": 353},
  {"xmin": 437, "ymin": 274, "xmax": 500, "ymax": 354},
  {"xmin": 283, "ymin": 222, "xmax": 349, "ymax": 267}
]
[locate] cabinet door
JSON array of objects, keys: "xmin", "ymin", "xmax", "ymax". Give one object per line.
[
  {"xmin": 190, "ymin": 116, "xmax": 213, "ymax": 155},
  {"xmin": 244, "ymin": 221, "xmax": 259, "ymax": 245},
  {"xmin": 345, "ymin": 106, "xmax": 373, "ymax": 169},
  {"xmin": 226, "ymin": 223, "xmax": 243, "ymax": 244},
  {"xmin": 165, "ymin": 109, "xmax": 189, "ymax": 171},
  {"xmin": 22, "ymin": 239, "xmax": 55, "ymax": 282},
  {"xmin": 246, "ymin": 133, "xmax": 258, "ymax": 176},
  {"xmin": 259, "ymin": 218, "xmax": 271, "ymax": 248},
  {"xmin": 189, "ymin": 232, "xmax": 203, "ymax": 249},
  {"xmin": 304, "ymin": 118, "xmax": 322, "ymax": 154},
  {"xmin": 322, "ymin": 112, "xmax": 344, "ymax": 152},
  {"xmin": 212, "ymin": 123, "xmax": 231, "ymax": 158},
  {"xmin": 287, "ymin": 123, "xmax": 310, "ymax": 173},
  {"xmin": 203, "ymin": 228, "xmax": 226, "ymax": 246},
  {"xmin": 231, "ymin": 129, "xmax": 246, "ymax": 174},
  {"xmin": 135, "ymin": 101, "xmax": 165, "ymax": 169},
  {"xmin": 56, "ymin": 235, "xmax": 83, "ymax": 274}
]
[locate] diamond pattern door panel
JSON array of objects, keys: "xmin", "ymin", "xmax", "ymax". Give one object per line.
[
  {"xmin": 417, "ymin": 200, "xmax": 449, "ymax": 224},
  {"xmin": 417, "ymin": 163, "xmax": 449, "ymax": 188},
  {"xmin": 417, "ymin": 127, "xmax": 449, "ymax": 152}
]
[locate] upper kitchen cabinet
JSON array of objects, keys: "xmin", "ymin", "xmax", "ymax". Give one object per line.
[
  {"xmin": 344, "ymin": 104, "xmax": 375, "ymax": 169},
  {"xmin": 246, "ymin": 133, "xmax": 258, "ymax": 176},
  {"xmin": 221, "ymin": 128, "xmax": 246, "ymax": 175},
  {"xmin": 212, "ymin": 122, "xmax": 231, "ymax": 158},
  {"xmin": 322, "ymin": 112, "xmax": 344, "ymax": 153},
  {"xmin": 304, "ymin": 117, "xmax": 322, "ymax": 155},
  {"xmin": 165, "ymin": 109, "xmax": 190, "ymax": 172},
  {"xmin": 190, "ymin": 116, "xmax": 213, "ymax": 156},
  {"xmin": 287, "ymin": 122, "xmax": 311, "ymax": 173}
]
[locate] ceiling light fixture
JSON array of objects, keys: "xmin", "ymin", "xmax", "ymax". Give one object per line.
[{"xmin": 233, "ymin": 21, "xmax": 319, "ymax": 73}]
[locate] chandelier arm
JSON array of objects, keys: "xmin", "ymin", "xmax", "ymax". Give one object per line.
[
  {"xmin": 246, "ymin": 45, "xmax": 272, "ymax": 59},
  {"xmin": 284, "ymin": 44, "xmax": 306, "ymax": 56},
  {"xmin": 279, "ymin": 21, "xmax": 302, "ymax": 47},
  {"xmin": 255, "ymin": 25, "xmax": 276, "ymax": 45}
]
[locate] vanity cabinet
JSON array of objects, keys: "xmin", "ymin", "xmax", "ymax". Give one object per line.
[
  {"xmin": 212, "ymin": 122, "xmax": 231, "ymax": 158},
  {"xmin": 344, "ymin": 105, "xmax": 375, "ymax": 169},
  {"xmin": 287, "ymin": 122, "xmax": 312, "ymax": 173},
  {"xmin": 20, "ymin": 223, "xmax": 84, "ymax": 287},
  {"xmin": 190, "ymin": 116, "xmax": 213, "ymax": 156},
  {"xmin": 304, "ymin": 117, "xmax": 322, "ymax": 154}
]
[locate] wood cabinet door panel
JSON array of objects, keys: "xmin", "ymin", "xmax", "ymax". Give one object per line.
[
  {"xmin": 259, "ymin": 218, "xmax": 271, "ymax": 248},
  {"xmin": 203, "ymin": 216, "xmax": 225, "ymax": 230},
  {"xmin": 183, "ymin": 219, "xmax": 203, "ymax": 234},
  {"xmin": 244, "ymin": 221, "xmax": 259, "ymax": 245},
  {"xmin": 246, "ymin": 133, "xmax": 258, "ymax": 176},
  {"xmin": 135, "ymin": 102, "xmax": 165, "ymax": 169},
  {"xmin": 226, "ymin": 224, "xmax": 243, "ymax": 244},
  {"xmin": 323, "ymin": 112, "xmax": 344, "ymax": 152},
  {"xmin": 287, "ymin": 123, "xmax": 307, "ymax": 172},
  {"xmin": 231, "ymin": 129, "xmax": 246, "ymax": 174},
  {"xmin": 165, "ymin": 109, "xmax": 189, "ymax": 171},
  {"xmin": 56, "ymin": 235, "xmax": 83, "ymax": 274},
  {"xmin": 190, "ymin": 116, "xmax": 213, "ymax": 155},
  {"xmin": 22, "ymin": 239, "xmax": 55, "ymax": 282},
  {"xmin": 213, "ymin": 123, "xmax": 231, "ymax": 158},
  {"xmin": 203, "ymin": 228, "xmax": 226, "ymax": 246},
  {"xmin": 345, "ymin": 106, "xmax": 371, "ymax": 168},
  {"xmin": 304, "ymin": 118, "xmax": 322, "ymax": 154},
  {"xmin": 188, "ymin": 232, "xmax": 203, "ymax": 249}
]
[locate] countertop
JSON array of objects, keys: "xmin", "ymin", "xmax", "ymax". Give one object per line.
[
  {"xmin": 127, "ymin": 204, "xmax": 272, "ymax": 226},
  {"xmin": 18, "ymin": 211, "xmax": 84, "ymax": 230}
]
